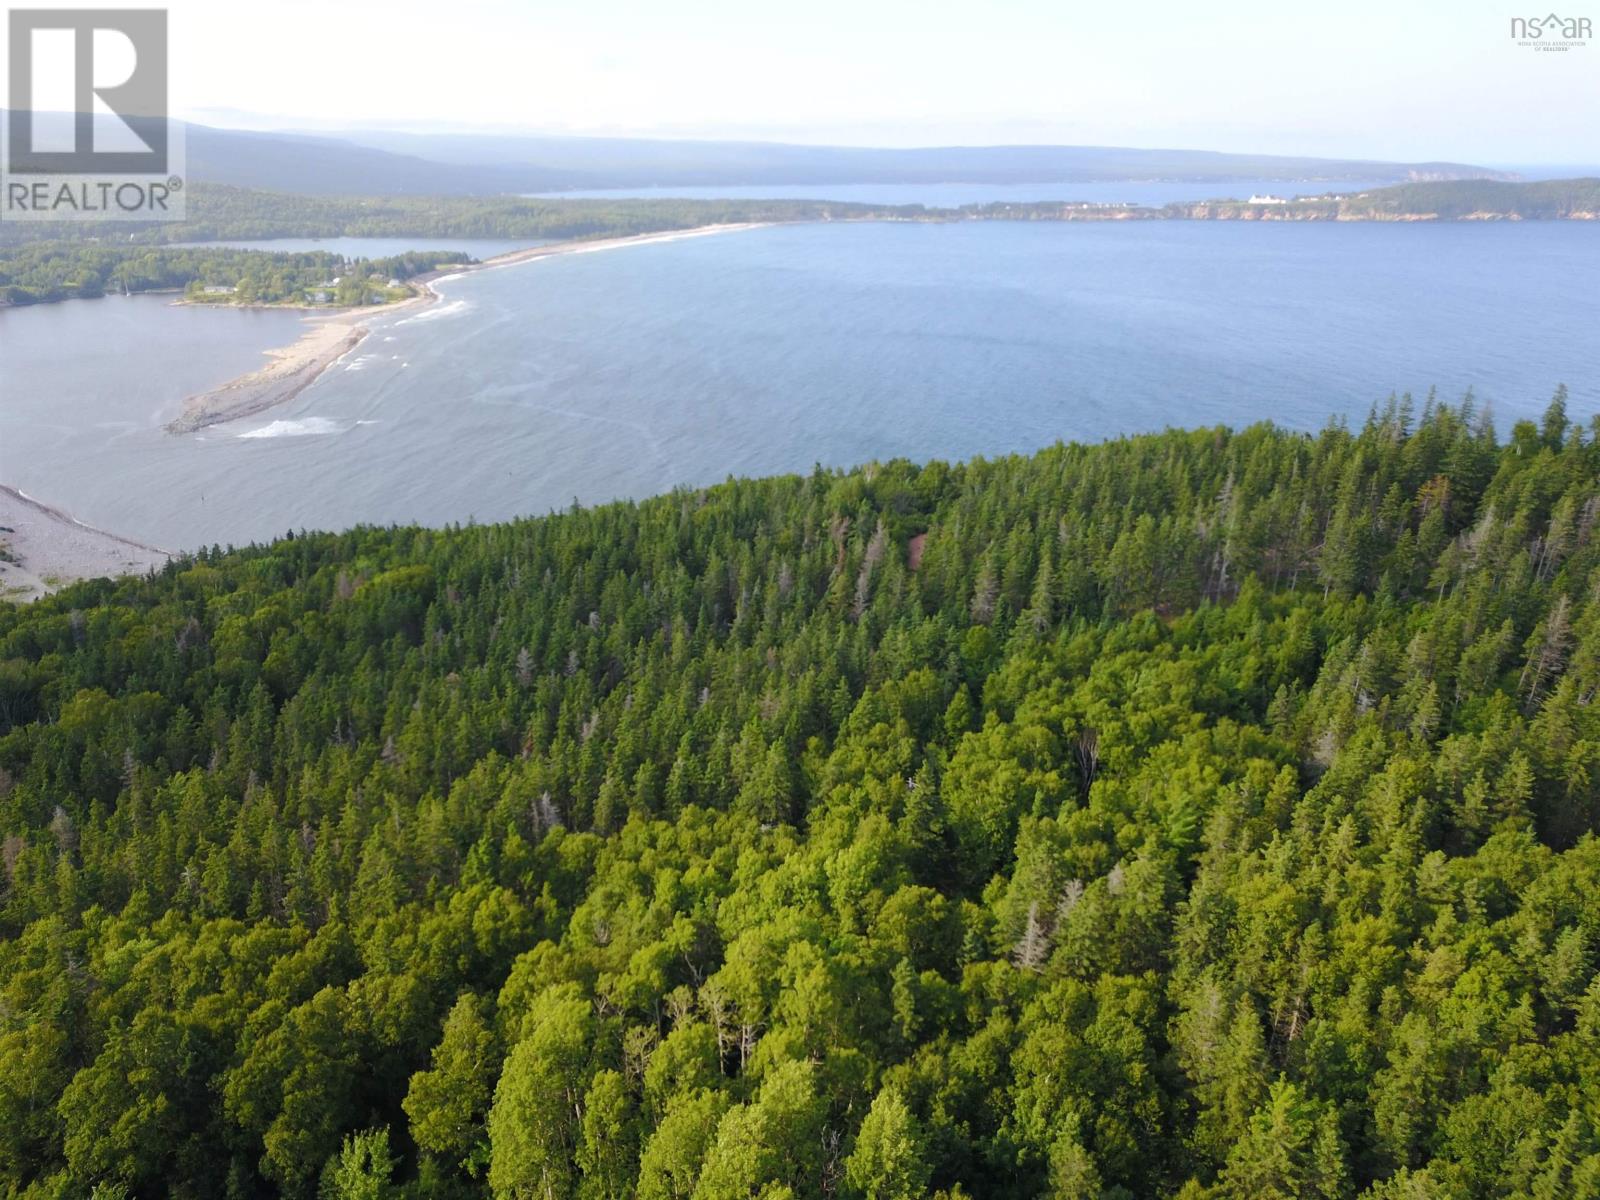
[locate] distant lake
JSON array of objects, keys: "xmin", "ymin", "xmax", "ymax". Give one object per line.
[
  {"xmin": 530, "ymin": 179, "xmax": 1402, "ymax": 207},
  {"xmin": 169, "ymin": 237, "xmax": 546, "ymax": 260},
  {"xmin": 2, "ymin": 219, "xmax": 1596, "ymax": 552}
]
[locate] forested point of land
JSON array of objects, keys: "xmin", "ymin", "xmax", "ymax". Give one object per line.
[
  {"xmin": 2, "ymin": 391, "xmax": 1599, "ymax": 1197},
  {"xmin": 1157, "ymin": 177, "xmax": 1600, "ymax": 222},
  {"xmin": 0, "ymin": 245, "xmax": 469, "ymax": 308},
  {"xmin": 1312, "ymin": 177, "xmax": 1600, "ymax": 219}
]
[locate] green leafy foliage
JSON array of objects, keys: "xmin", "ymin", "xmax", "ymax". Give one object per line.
[{"xmin": 1, "ymin": 391, "xmax": 1599, "ymax": 1198}]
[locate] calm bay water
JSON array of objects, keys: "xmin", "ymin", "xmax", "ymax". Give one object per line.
[{"xmin": 1, "ymin": 219, "xmax": 1596, "ymax": 551}]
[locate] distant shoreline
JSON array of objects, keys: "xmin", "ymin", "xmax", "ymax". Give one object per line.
[
  {"xmin": 4, "ymin": 183, "xmax": 1595, "ymax": 312},
  {"xmin": 164, "ymin": 222, "xmax": 773, "ymax": 434}
]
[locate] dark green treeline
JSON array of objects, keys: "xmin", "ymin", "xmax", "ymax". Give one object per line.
[{"xmin": 1, "ymin": 391, "xmax": 1598, "ymax": 1199}]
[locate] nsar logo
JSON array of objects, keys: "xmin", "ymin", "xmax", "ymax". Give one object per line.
[{"xmin": 1510, "ymin": 12, "xmax": 1592, "ymax": 50}]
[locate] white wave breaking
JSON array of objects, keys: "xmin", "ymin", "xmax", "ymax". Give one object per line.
[
  {"xmin": 236, "ymin": 417, "xmax": 344, "ymax": 439},
  {"xmin": 396, "ymin": 299, "xmax": 471, "ymax": 326}
]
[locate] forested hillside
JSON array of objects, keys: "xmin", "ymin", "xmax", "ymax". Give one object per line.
[
  {"xmin": 1319, "ymin": 177, "xmax": 1600, "ymax": 220},
  {"xmin": 1161, "ymin": 178, "xmax": 1600, "ymax": 222},
  {"xmin": 2, "ymin": 393, "xmax": 1599, "ymax": 1199},
  {"xmin": 174, "ymin": 122, "xmax": 1504, "ymax": 195}
]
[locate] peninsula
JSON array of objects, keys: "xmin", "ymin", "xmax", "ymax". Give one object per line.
[{"xmin": 163, "ymin": 224, "xmax": 770, "ymax": 433}]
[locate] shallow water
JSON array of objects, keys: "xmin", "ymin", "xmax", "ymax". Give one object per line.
[{"xmin": 1, "ymin": 219, "xmax": 1595, "ymax": 551}]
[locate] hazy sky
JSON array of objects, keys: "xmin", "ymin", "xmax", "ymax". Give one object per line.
[{"xmin": 18, "ymin": 0, "xmax": 1600, "ymax": 162}]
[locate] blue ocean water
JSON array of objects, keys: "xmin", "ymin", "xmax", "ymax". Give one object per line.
[{"xmin": 1, "ymin": 219, "xmax": 1595, "ymax": 551}]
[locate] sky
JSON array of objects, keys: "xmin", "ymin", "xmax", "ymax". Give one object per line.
[{"xmin": 9, "ymin": 0, "xmax": 1600, "ymax": 163}]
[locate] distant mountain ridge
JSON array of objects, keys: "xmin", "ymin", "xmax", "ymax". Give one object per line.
[
  {"xmin": 310, "ymin": 129, "xmax": 1516, "ymax": 190},
  {"xmin": 2, "ymin": 113, "xmax": 1514, "ymax": 195}
]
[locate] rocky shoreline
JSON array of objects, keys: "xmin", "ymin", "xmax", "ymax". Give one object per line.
[{"xmin": 0, "ymin": 486, "xmax": 170, "ymax": 602}]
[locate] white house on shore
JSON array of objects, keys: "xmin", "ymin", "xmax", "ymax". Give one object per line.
[{"xmin": 1248, "ymin": 194, "xmax": 1289, "ymax": 205}]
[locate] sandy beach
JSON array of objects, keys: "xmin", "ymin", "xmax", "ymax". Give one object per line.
[
  {"xmin": 0, "ymin": 486, "xmax": 171, "ymax": 602},
  {"xmin": 167, "ymin": 222, "xmax": 771, "ymax": 434}
]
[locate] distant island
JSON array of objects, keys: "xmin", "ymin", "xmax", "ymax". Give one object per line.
[{"xmin": 3, "ymin": 179, "xmax": 1595, "ymax": 308}]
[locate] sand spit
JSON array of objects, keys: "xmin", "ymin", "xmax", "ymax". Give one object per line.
[{"xmin": 166, "ymin": 223, "xmax": 771, "ymax": 434}]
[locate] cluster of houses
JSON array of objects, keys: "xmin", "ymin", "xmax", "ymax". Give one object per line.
[{"xmin": 307, "ymin": 273, "xmax": 406, "ymax": 304}]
